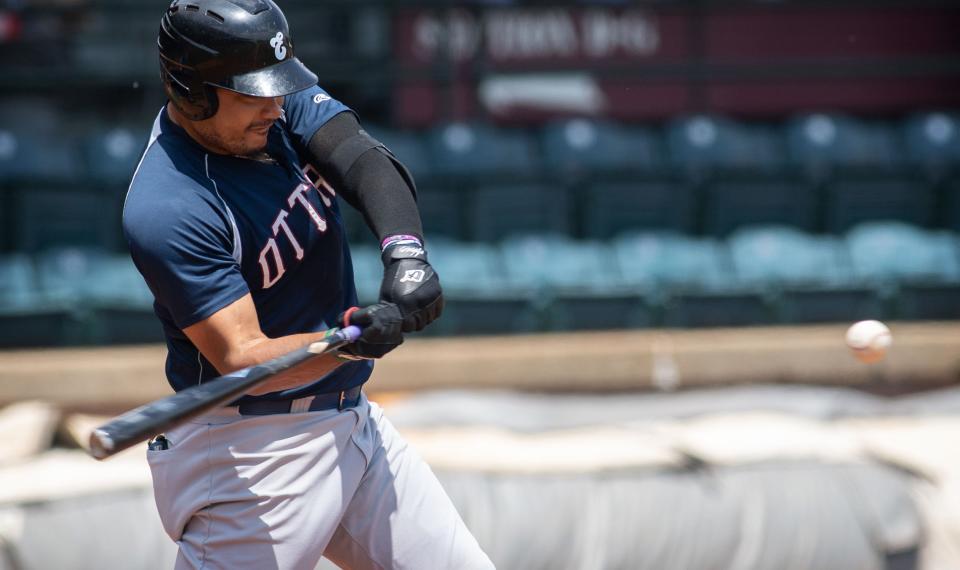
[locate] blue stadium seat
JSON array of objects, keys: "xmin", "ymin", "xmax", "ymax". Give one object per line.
[
  {"xmin": 349, "ymin": 245, "xmax": 383, "ymax": 305},
  {"xmin": 83, "ymin": 256, "xmax": 153, "ymax": 307},
  {"xmin": 728, "ymin": 225, "xmax": 881, "ymax": 323},
  {"xmin": 824, "ymin": 177, "xmax": 933, "ymax": 234},
  {"xmin": 583, "ymin": 181, "xmax": 695, "ymax": 238},
  {"xmin": 428, "ymin": 238, "xmax": 538, "ymax": 335},
  {"xmin": 0, "ymin": 130, "xmax": 83, "ymax": 184},
  {"xmin": 847, "ymin": 222, "xmax": 959, "ymax": 285},
  {"xmin": 0, "ymin": 253, "xmax": 80, "ymax": 347},
  {"xmin": 613, "ymin": 231, "xmax": 771, "ymax": 327},
  {"xmin": 666, "ymin": 115, "xmax": 787, "ymax": 180},
  {"xmin": 785, "ymin": 113, "xmax": 906, "ymax": 181},
  {"xmin": 903, "ymin": 112, "xmax": 960, "ymax": 180},
  {"xmin": 499, "ymin": 234, "xmax": 649, "ymax": 330},
  {"xmin": 541, "ymin": 118, "xmax": 665, "ymax": 178},
  {"xmin": 729, "ymin": 225, "xmax": 852, "ymax": 288},
  {"xmin": 15, "ymin": 188, "xmax": 120, "ymax": 252},
  {"xmin": 944, "ymin": 179, "xmax": 960, "ymax": 232},
  {"xmin": 363, "ymin": 126, "xmax": 433, "ymax": 182},
  {"xmin": 83, "ymin": 127, "xmax": 147, "ymax": 186},
  {"xmin": 613, "ymin": 232, "xmax": 730, "ymax": 292},
  {"xmin": 417, "ymin": 186, "xmax": 466, "ymax": 241},
  {"xmin": 846, "ymin": 221, "xmax": 960, "ymax": 319},
  {"xmin": 500, "ymin": 234, "xmax": 619, "ymax": 292},
  {"xmin": 703, "ymin": 180, "xmax": 817, "ymax": 236},
  {"xmin": 0, "ymin": 254, "xmax": 40, "ymax": 309},
  {"xmin": 470, "ymin": 184, "xmax": 571, "ymax": 241},
  {"xmin": 84, "ymin": 255, "xmax": 161, "ymax": 344},
  {"xmin": 35, "ymin": 247, "xmax": 114, "ymax": 304},
  {"xmin": 426, "ymin": 123, "xmax": 539, "ymax": 180}
]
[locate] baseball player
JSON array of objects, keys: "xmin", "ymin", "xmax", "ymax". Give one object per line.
[{"xmin": 122, "ymin": 1, "xmax": 494, "ymax": 568}]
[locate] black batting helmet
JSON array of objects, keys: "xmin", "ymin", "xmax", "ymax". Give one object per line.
[{"xmin": 158, "ymin": 0, "xmax": 317, "ymax": 121}]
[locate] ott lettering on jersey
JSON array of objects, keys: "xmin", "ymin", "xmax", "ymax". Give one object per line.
[
  {"xmin": 270, "ymin": 32, "xmax": 287, "ymax": 61},
  {"xmin": 258, "ymin": 173, "xmax": 337, "ymax": 289}
]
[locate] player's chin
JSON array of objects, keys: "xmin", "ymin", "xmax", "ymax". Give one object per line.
[{"xmin": 240, "ymin": 132, "xmax": 269, "ymax": 153}]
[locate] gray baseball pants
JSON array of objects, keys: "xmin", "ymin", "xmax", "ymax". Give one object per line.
[{"xmin": 147, "ymin": 393, "xmax": 494, "ymax": 569}]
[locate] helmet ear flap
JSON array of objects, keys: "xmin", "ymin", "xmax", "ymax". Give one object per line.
[{"xmin": 160, "ymin": 60, "xmax": 218, "ymax": 121}]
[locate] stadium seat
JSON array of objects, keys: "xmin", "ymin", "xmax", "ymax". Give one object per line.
[
  {"xmin": 540, "ymin": 118, "xmax": 666, "ymax": 179},
  {"xmin": 426, "ymin": 122, "xmax": 540, "ymax": 180},
  {"xmin": 614, "ymin": 232, "xmax": 729, "ymax": 292},
  {"xmin": 703, "ymin": 180, "xmax": 817, "ymax": 236},
  {"xmin": 428, "ymin": 238, "xmax": 539, "ymax": 335},
  {"xmin": 846, "ymin": 221, "xmax": 960, "ymax": 319},
  {"xmin": 583, "ymin": 181, "xmax": 695, "ymax": 239},
  {"xmin": 846, "ymin": 222, "xmax": 960, "ymax": 284},
  {"xmin": 84, "ymin": 255, "xmax": 161, "ymax": 344},
  {"xmin": 499, "ymin": 234, "xmax": 618, "ymax": 291},
  {"xmin": 728, "ymin": 225, "xmax": 882, "ymax": 323},
  {"xmin": 0, "ymin": 254, "xmax": 39, "ymax": 309},
  {"xmin": 729, "ymin": 225, "xmax": 849, "ymax": 288},
  {"xmin": 500, "ymin": 234, "xmax": 648, "ymax": 330},
  {"xmin": 15, "ymin": 188, "xmax": 120, "ymax": 252},
  {"xmin": 614, "ymin": 232, "xmax": 771, "ymax": 327},
  {"xmin": 0, "ymin": 253, "xmax": 78, "ymax": 347},
  {"xmin": 785, "ymin": 113, "xmax": 906, "ymax": 181},
  {"xmin": 363, "ymin": 126, "xmax": 433, "ymax": 182},
  {"xmin": 470, "ymin": 184, "xmax": 571, "ymax": 242},
  {"xmin": 349, "ymin": 245, "xmax": 383, "ymax": 305},
  {"xmin": 83, "ymin": 127, "xmax": 147, "ymax": 186},
  {"xmin": 417, "ymin": 186, "xmax": 466, "ymax": 241},
  {"xmin": 0, "ymin": 130, "xmax": 82, "ymax": 184},
  {"xmin": 944, "ymin": 179, "xmax": 960, "ymax": 232},
  {"xmin": 903, "ymin": 111, "xmax": 960, "ymax": 180},
  {"xmin": 666, "ymin": 115, "xmax": 787, "ymax": 181},
  {"xmin": 823, "ymin": 177, "xmax": 933, "ymax": 234},
  {"xmin": 35, "ymin": 247, "xmax": 114, "ymax": 304}
]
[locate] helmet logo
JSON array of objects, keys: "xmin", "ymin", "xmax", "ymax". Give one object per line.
[{"xmin": 270, "ymin": 32, "xmax": 287, "ymax": 61}]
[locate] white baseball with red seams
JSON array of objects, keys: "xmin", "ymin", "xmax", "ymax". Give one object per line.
[{"xmin": 845, "ymin": 320, "xmax": 892, "ymax": 364}]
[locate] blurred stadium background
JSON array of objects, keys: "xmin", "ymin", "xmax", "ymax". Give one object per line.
[{"xmin": 1, "ymin": 0, "xmax": 960, "ymax": 568}]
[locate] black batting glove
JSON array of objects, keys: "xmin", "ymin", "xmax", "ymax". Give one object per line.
[
  {"xmin": 380, "ymin": 241, "xmax": 444, "ymax": 332},
  {"xmin": 336, "ymin": 302, "xmax": 404, "ymax": 360}
]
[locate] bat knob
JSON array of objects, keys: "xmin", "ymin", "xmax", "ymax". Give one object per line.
[{"xmin": 89, "ymin": 429, "xmax": 115, "ymax": 461}]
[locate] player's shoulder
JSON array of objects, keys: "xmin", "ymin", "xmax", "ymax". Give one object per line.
[
  {"xmin": 124, "ymin": 140, "xmax": 225, "ymax": 242},
  {"xmin": 281, "ymin": 84, "xmax": 353, "ymax": 147}
]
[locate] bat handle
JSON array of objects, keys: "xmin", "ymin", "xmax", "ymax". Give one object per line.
[{"xmin": 340, "ymin": 325, "xmax": 362, "ymax": 342}]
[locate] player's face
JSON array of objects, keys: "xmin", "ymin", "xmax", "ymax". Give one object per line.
[{"xmin": 193, "ymin": 90, "xmax": 284, "ymax": 156}]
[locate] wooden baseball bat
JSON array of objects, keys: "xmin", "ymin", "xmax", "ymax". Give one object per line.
[{"xmin": 88, "ymin": 325, "xmax": 362, "ymax": 460}]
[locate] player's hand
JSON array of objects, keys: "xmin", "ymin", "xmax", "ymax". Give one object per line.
[
  {"xmin": 336, "ymin": 302, "xmax": 404, "ymax": 360},
  {"xmin": 379, "ymin": 241, "xmax": 444, "ymax": 332}
]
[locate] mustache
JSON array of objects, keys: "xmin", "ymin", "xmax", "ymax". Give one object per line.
[{"xmin": 248, "ymin": 120, "xmax": 275, "ymax": 131}]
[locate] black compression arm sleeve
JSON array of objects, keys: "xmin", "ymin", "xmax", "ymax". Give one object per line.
[{"xmin": 306, "ymin": 112, "xmax": 423, "ymax": 243}]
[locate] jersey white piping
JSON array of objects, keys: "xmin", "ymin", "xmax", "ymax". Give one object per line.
[
  {"xmin": 204, "ymin": 154, "xmax": 243, "ymax": 264},
  {"xmin": 196, "ymin": 350, "xmax": 204, "ymax": 386},
  {"xmin": 123, "ymin": 108, "xmax": 164, "ymax": 208}
]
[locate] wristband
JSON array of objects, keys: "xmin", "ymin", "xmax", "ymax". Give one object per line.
[{"xmin": 381, "ymin": 234, "xmax": 422, "ymax": 251}]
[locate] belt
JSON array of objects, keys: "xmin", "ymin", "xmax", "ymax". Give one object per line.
[{"xmin": 237, "ymin": 385, "xmax": 363, "ymax": 416}]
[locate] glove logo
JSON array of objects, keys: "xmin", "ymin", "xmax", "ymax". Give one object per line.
[
  {"xmin": 399, "ymin": 269, "xmax": 426, "ymax": 284},
  {"xmin": 270, "ymin": 32, "xmax": 287, "ymax": 61}
]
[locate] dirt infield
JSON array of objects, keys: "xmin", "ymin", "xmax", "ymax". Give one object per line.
[{"xmin": 1, "ymin": 322, "xmax": 958, "ymax": 412}]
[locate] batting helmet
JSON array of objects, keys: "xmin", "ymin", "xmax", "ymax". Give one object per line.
[{"xmin": 158, "ymin": 0, "xmax": 318, "ymax": 121}]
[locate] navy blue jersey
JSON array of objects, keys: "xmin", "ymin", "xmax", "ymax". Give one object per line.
[{"xmin": 123, "ymin": 86, "xmax": 372, "ymax": 399}]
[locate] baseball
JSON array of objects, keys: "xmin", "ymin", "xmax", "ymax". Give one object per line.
[{"xmin": 845, "ymin": 320, "xmax": 892, "ymax": 364}]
